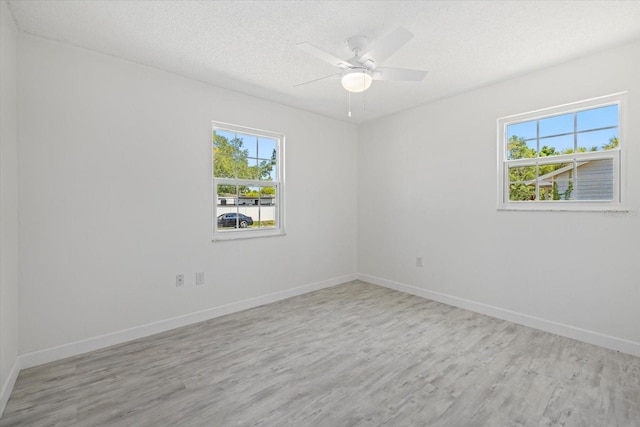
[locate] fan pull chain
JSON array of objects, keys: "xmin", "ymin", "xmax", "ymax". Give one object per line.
[{"xmin": 348, "ymin": 91, "xmax": 352, "ymax": 118}]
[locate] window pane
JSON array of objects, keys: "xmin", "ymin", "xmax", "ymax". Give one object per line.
[
  {"xmin": 227, "ymin": 133, "xmax": 252, "ymax": 180},
  {"xmin": 509, "ymin": 165, "xmax": 536, "ymax": 182},
  {"xmin": 235, "ymin": 133, "xmax": 257, "ymax": 158},
  {"xmin": 245, "ymin": 157, "xmax": 260, "ymax": 180},
  {"xmin": 217, "ymin": 187, "xmax": 255, "ymax": 229},
  {"xmin": 508, "ymin": 182, "xmax": 536, "ymax": 201},
  {"xmin": 507, "ymin": 121, "xmax": 537, "ymax": 140},
  {"xmin": 575, "ymin": 159, "xmax": 614, "ymax": 201},
  {"xmin": 577, "ymin": 129, "xmax": 618, "ymax": 152},
  {"xmin": 257, "ymin": 185, "xmax": 277, "ymax": 229},
  {"xmin": 217, "ymin": 184, "xmax": 238, "ymax": 202},
  {"xmin": 539, "ymin": 113, "xmax": 573, "ymax": 137},
  {"xmin": 216, "ymin": 184, "xmax": 239, "ymax": 230},
  {"xmin": 538, "ymin": 144, "xmax": 563, "ymax": 157},
  {"xmin": 234, "ymin": 185, "xmax": 277, "ymax": 229},
  {"xmin": 506, "ymin": 136, "xmax": 537, "ymax": 160},
  {"xmin": 538, "ymin": 185, "xmax": 554, "ymax": 201},
  {"xmin": 247, "ymin": 139, "xmax": 259, "ymax": 159},
  {"xmin": 258, "ymin": 138, "xmax": 277, "ymax": 160},
  {"xmin": 216, "ymin": 211, "xmax": 253, "ymax": 229},
  {"xmin": 539, "ymin": 134, "xmax": 574, "ymax": 154},
  {"xmin": 577, "ymin": 105, "xmax": 618, "ymax": 131},
  {"xmin": 258, "ymin": 160, "xmax": 276, "ymax": 181},
  {"xmin": 241, "ymin": 186, "xmax": 260, "ymax": 207},
  {"xmin": 215, "ymin": 129, "xmax": 235, "ymax": 141},
  {"xmin": 508, "ymin": 165, "xmax": 536, "ymax": 201},
  {"xmin": 537, "ymin": 162, "xmax": 576, "ymax": 201},
  {"xmin": 214, "ymin": 130, "xmax": 255, "ymax": 179},
  {"xmin": 213, "ymin": 153, "xmax": 237, "ymax": 178},
  {"xmin": 538, "ymin": 161, "xmax": 572, "ymax": 179}
]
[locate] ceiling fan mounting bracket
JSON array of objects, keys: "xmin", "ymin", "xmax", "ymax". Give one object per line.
[{"xmin": 346, "ymin": 36, "xmax": 368, "ymax": 56}]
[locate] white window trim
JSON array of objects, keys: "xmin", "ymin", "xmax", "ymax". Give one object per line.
[
  {"xmin": 497, "ymin": 92, "xmax": 628, "ymax": 212},
  {"xmin": 212, "ymin": 121, "xmax": 286, "ymax": 241}
]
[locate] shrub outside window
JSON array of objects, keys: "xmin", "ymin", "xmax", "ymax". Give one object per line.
[
  {"xmin": 498, "ymin": 93, "xmax": 626, "ymax": 211},
  {"xmin": 212, "ymin": 122, "xmax": 285, "ymax": 240}
]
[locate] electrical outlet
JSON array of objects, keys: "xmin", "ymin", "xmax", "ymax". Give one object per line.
[
  {"xmin": 176, "ymin": 274, "xmax": 185, "ymax": 287},
  {"xmin": 416, "ymin": 257, "xmax": 423, "ymax": 267},
  {"xmin": 196, "ymin": 272, "xmax": 205, "ymax": 285}
]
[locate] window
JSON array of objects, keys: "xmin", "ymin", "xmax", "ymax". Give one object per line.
[
  {"xmin": 212, "ymin": 122, "xmax": 285, "ymax": 240},
  {"xmin": 498, "ymin": 93, "xmax": 626, "ymax": 211}
]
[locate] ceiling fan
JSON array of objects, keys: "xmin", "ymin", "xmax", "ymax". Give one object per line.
[{"xmin": 296, "ymin": 26, "xmax": 428, "ymax": 93}]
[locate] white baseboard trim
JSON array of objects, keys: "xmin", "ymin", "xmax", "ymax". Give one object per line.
[
  {"xmin": 0, "ymin": 357, "xmax": 20, "ymax": 417},
  {"xmin": 359, "ymin": 273, "xmax": 640, "ymax": 358},
  {"xmin": 20, "ymin": 274, "xmax": 358, "ymax": 369}
]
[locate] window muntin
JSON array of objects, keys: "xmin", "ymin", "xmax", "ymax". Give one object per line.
[
  {"xmin": 212, "ymin": 122, "xmax": 284, "ymax": 239},
  {"xmin": 498, "ymin": 93, "xmax": 626, "ymax": 211}
]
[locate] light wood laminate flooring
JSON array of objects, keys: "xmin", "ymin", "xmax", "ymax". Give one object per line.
[{"xmin": 2, "ymin": 281, "xmax": 639, "ymax": 426}]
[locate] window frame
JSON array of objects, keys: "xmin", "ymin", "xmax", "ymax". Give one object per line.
[
  {"xmin": 212, "ymin": 121, "xmax": 285, "ymax": 241},
  {"xmin": 497, "ymin": 93, "xmax": 627, "ymax": 211}
]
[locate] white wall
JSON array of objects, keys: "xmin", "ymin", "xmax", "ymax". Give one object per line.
[
  {"xmin": 8, "ymin": 15, "xmax": 640, "ymax": 386},
  {"xmin": 17, "ymin": 34, "xmax": 358, "ymax": 356},
  {"xmin": 0, "ymin": 0, "xmax": 19, "ymax": 413},
  {"xmin": 358, "ymin": 40, "xmax": 640, "ymax": 355}
]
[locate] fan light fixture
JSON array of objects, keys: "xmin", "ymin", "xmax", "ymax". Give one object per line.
[{"xmin": 341, "ymin": 69, "xmax": 372, "ymax": 93}]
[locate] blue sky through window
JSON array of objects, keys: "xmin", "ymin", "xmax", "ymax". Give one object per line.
[{"xmin": 506, "ymin": 104, "xmax": 618, "ymax": 155}]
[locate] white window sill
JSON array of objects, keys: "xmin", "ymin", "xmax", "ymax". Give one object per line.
[
  {"xmin": 498, "ymin": 202, "xmax": 628, "ymax": 212},
  {"xmin": 212, "ymin": 228, "xmax": 286, "ymax": 241}
]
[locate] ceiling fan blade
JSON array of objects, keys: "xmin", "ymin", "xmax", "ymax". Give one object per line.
[
  {"xmin": 372, "ymin": 67, "xmax": 428, "ymax": 82},
  {"xmin": 358, "ymin": 27, "xmax": 414, "ymax": 65},
  {"xmin": 296, "ymin": 43, "xmax": 351, "ymax": 69},
  {"xmin": 294, "ymin": 73, "xmax": 341, "ymax": 88}
]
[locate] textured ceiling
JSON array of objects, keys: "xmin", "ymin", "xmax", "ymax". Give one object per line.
[{"xmin": 7, "ymin": 1, "xmax": 640, "ymax": 123}]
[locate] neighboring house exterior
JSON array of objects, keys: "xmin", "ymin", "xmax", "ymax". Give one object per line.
[
  {"xmin": 217, "ymin": 196, "xmax": 277, "ymax": 222},
  {"xmin": 218, "ymin": 195, "xmax": 275, "ymax": 206},
  {"xmin": 531, "ymin": 159, "xmax": 614, "ymax": 201}
]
